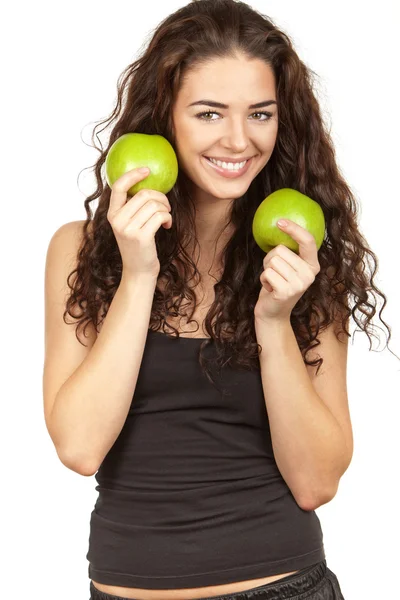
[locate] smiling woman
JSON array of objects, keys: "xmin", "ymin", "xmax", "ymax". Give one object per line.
[
  {"xmin": 173, "ymin": 60, "xmax": 279, "ymax": 199},
  {"xmin": 43, "ymin": 0, "xmax": 396, "ymax": 599}
]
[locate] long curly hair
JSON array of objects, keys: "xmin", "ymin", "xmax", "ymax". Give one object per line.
[{"xmin": 64, "ymin": 0, "xmax": 397, "ymax": 392}]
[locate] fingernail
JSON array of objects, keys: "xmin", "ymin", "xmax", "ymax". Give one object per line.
[
  {"xmin": 138, "ymin": 167, "xmax": 150, "ymax": 173},
  {"xmin": 277, "ymin": 219, "xmax": 288, "ymax": 227}
]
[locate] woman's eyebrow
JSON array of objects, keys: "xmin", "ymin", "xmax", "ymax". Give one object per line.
[{"xmin": 187, "ymin": 99, "xmax": 277, "ymax": 109}]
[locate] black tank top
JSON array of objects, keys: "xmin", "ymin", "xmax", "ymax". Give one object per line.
[{"xmin": 86, "ymin": 329, "xmax": 325, "ymax": 589}]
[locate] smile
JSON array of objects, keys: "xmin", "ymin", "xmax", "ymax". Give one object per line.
[{"xmin": 202, "ymin": 155, "xmax": 254, "ymax": 178}]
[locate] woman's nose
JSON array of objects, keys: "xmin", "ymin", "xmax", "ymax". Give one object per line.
[{"xmin": 223, "ymin": 119, "xmax": 249, "ymax": 153}]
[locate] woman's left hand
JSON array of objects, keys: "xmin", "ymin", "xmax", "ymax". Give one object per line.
[{"xmin": 254, "ymin": 219, "xmax": 321, "ymax": 323}]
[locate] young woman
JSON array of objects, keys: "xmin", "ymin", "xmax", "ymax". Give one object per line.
[{"xmin": 43, "ymin": 1, "xmax": 394, "ymax": 599}]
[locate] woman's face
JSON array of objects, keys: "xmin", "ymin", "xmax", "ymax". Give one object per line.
[{"xmin": 171, "ymin": 53, "xmax": 279, "ymax": 204}]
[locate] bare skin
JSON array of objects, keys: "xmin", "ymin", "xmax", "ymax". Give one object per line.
[{"xmin": 91, "ymin": 571, "xmax": 300, "ymax": 599}]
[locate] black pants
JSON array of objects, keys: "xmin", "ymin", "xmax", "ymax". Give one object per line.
[{"xmin": 89, "ymin": 560, "xmax": 345, "ymax": 599}]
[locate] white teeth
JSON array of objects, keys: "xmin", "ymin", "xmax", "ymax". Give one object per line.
[{"xmin": 208, "ymin": 157, "xmax": 247, "ymax": 170}]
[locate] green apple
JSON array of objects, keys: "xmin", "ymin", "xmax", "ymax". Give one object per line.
[
  {"xmin": 105, "ymin": 133, "xmax": 179, "ymax": 196},
  {"xmin": 252, "ymin": 188, "xmax": 325, "ymax": 254}
]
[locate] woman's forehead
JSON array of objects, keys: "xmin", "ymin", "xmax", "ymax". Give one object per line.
[{"xmin": 176, "ymin": 56, "xmax": 276, "ymax": 104}]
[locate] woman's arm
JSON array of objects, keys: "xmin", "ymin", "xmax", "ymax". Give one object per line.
[{"xmin": 255, "ymin": 316, "xmax": 352, "ymax": 511}]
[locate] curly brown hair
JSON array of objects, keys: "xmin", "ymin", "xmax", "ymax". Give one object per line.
[{"xmin": 65, "ymin": 0, "xmax": 397, "ymax": 392}]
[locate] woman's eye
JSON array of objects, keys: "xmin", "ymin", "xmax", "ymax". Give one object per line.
[
  {"xmin": 195, "ymin": 111, "xmax": 273, "ymax": 122},
  {"xmin": 196, "ymin": 111, "xmax": 219, "ymax": 121},
  {"xmin": 252, "ymin": 112, "xmax": 273, "ymax": 121}
]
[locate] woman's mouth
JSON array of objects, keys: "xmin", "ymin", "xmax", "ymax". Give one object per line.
[{"xmin": 202, "ymin": 155, "xmax": 254, "ymax": 178}]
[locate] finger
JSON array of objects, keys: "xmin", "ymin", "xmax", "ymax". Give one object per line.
[
  {"xmin": 264, "ymin": 244, "xmax": 304, "ymax": 273},
  {"xmin": 127, "ymin": 195, "xmax": 171, "ymax": 227},
  {"xmin": 108, "ymin": 168, "xmax": 150, "ymax": 217},
  {"xmin": 262, "ymin": 267, "xmax": 287, "ymax": 292},
  {"xmin": 265, "ymin": 255, "xmax": 295, "ymax": 283},
  {"xmin": 264, "ymin": 280, "xmax": 274, "ymax": 292},
  {"xmin": 277, "ymin": 219, "xmax": 320, "ymax": 269},
  {"xmin": 125, "ymin": 188, "xmax": 171, "ymax": 213}
]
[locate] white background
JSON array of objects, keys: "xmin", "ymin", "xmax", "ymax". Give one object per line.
[{"xmin": 2, "ymin": 1, "xmax": 399, "ymax": 598}]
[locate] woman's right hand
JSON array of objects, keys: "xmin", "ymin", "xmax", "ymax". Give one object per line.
[{"xmin": 107, "ymin": 167, "xmax": 173, "ymax": 279}]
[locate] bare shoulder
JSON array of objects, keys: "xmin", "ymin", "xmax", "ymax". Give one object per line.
[
  {"xmin": 49, "ymin": 219, "xmax": 91, "ymax": 247},
  {"xmin": 46, "ymin": 219, "xmax": 94, "ymax": 288}
]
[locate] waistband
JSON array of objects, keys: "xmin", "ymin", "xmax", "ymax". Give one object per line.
[
  {"xmin": 90, "ymin": 560, "xmax": 327, "ymax": 600},
  {"xmin": 204, "ymin": 560, "xmax": 327, "ymax": 599}
]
